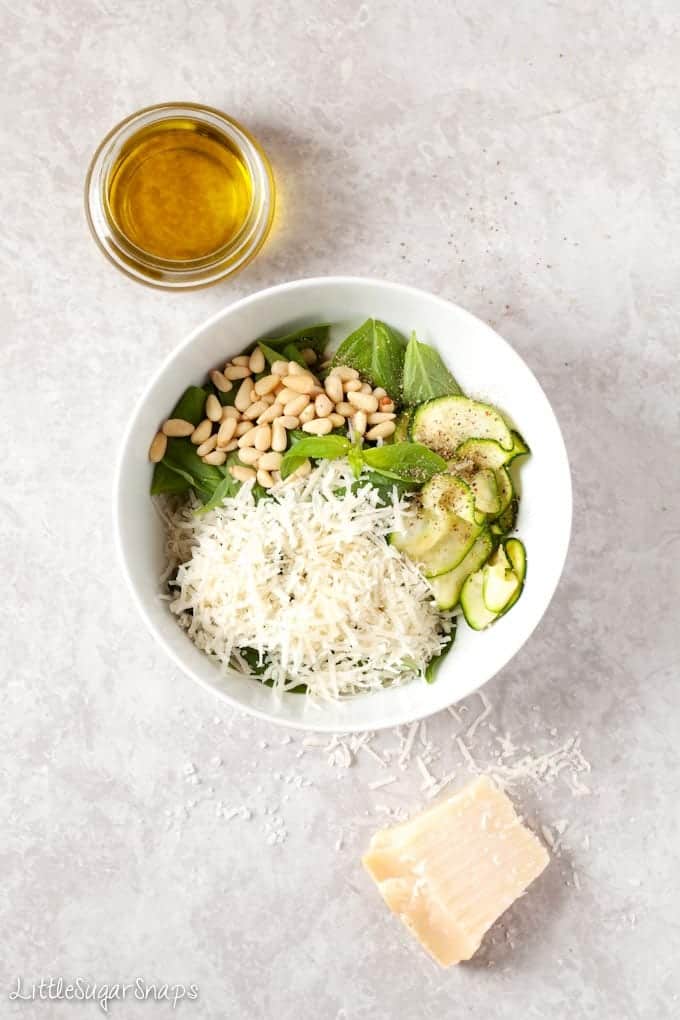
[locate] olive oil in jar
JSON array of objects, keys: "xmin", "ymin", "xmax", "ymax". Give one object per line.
[{"xmin": 107, "ymin": 118, "xmax": 253, "ymax": 261}]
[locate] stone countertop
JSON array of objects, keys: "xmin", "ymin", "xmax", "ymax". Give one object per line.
[{"xmin": 2, "ymin": 2, "xmax": 679, "ymax": 1018}]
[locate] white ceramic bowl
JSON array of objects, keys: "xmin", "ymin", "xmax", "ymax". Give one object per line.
[{"xmin": 115, "ymin": 277, "xmax": 571, "ymax": 732}]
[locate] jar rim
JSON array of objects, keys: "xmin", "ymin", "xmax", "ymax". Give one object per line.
[{"xmin": 84, "ymin": 103, "xmax": 275, "ymax": 290}]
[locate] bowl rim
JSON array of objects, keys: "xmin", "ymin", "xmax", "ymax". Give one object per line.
[{"xmin": 113, "ymin": 275, "xmax": 572, "ymax": 731}]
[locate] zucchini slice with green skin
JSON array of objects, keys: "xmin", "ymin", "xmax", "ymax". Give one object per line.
[
  {"xmin": 393, "ymin": 410, "xmax": 411, "ymax": 443},
  {"xmin": 390, "ymin": 506, "xmax": 454, "ymax": 561},
  {"xmin": 419, "ymin": 516, "xmax": 481, "ymax": 578},
  {"xmin": 455, "ymin": 431, "xmax": 530, "ymax": 470},
  {"xmin": 499, "ymin": 537, "xmax": 527, "ymax": 615},
  {"xmin": 494, "ymin": 466, "xmax": 514, "ymax": 516},
  {"xmin": 493, "ymin": 496, "xmax": 518, "ymax": 535},
  {"xmin": 428, "ymin": 531, "xmax": 494, "ymax": 610},
  {"xmin": 421, "ymin": 474, "xmax": 483, "ymax": 526},
  {"xmin": 482, "ymin": 545, "xmax": 520, "ymax": 613},
  {"xmin": 466, "ymin": 467, "xmax": 500, "ymax": 515},
  {"xmin": 508, "ymin": 430, "xmax": 530, "ymax": 460},
  {"xmin": 460, "ymin": 569, "xmax": 498, "ymax": 630},
  {"xmin": 411, "ymin": 396, "xmax": 514, "ymax": 457}
]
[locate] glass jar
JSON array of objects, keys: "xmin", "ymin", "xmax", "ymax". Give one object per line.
[{"xmin": 85, "ymin": 102, "xmax": 275, "ymax": 290}]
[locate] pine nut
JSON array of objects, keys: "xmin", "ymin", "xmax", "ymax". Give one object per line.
[
  {"xmin": 328, "ymin": 413, "xmax": 345, "ymax": 428},
  {"xmin": 237, "ymin": 428, "xmax": 258, "ymax": 448},
  {"xmin": 343, "ymin": 379, "xmax": 362, "ymax": 393},
  {"xmin": 223, "ymin": 439, "xmax": 239, "ymax": 452},
  {"xmin": 217, "ymin": 417, "xmax": 237, "ymax": 447},
  {"xmin": 367, "ymin": 412, "xmax": 397, "ymax": 424},
  {"xmin": 254, "ymin": 374, "xmax": 279, "ymax": 396},
  {"xmin": 210, "ymin": 369, "xmax": 233, "ymax": 393},
  {"xmin": 271, "ymin": 360, "xmax": 289, "ymax": 376},
  {"xmin": 257, "ymin": 402, "xmax": 284, "ymax": 425},
  {"xmin": 271, "ymin": 422, "xmax": 287, "ymax": 452},
  {"xmin": 379, "ymin": 397, "xmax": 395, "ymax": 413},
  {"xmin": 162, "ymin": 418, "xmax": 195, "ymax": 437},
  {"xmin": 222, "ymin": 405, "xmax": 240, "ymax": 420},
  {"xmin": 302, "ymin": 418, "xmax": 333, "ymax": 436},
  {"xmin": 190, "ymin": 418, "xmax": 213, "ymax": 445},
  {"xmin": 335, "ymin": 401, "xmax": 355, "ymax": 416},
  {"xmin": 196, "ymin": 435, "xmax": 217, "ymax": 457},
  {"xmin": 284, "ymin": 394, "xmax": 310, "ymax": 417},
  {"xmin": 309, "ymin": 385, "xmax": 324, "ymax": 397},
  {"xmin": 205, "ymin": 394, "xmax": 223, "ymax": 421},
  {"xmin": 360, "ymin": 382, "xmax": 372, "ymax": 394},
  {"xmin": 258, "ymin": 451, "xmax": 283, "ymax": 471},
  {"xmin": 233, "ymin": 355, "xmax": 250, "ymax": 366},
  {"xmin": 229, "ymin": 465, "xmax": 256, "ymax": 482},
  {"xmin": 330, "ymin": 365, "xmax": 359, "ymax": 381},
  {"xmin": 271, "ymin": 470, "xmax": 282, "ymax": 485},
  {"xmin": 324, "ymin": 376, "xmax": 343, "ymax": 403},
  {"xmin": 224, "ymin": 364, "xmax": 251, "ymax": 380},
  {"xmin": 301, "ymin": 348, "xmax": 317, "ymax": 364},
  {"xmin": 203, "ymin": 450, "xmax": 227, "ymax": 466},
  {"xmin": 347, "ymin": 391, "xmax": 378, "ymax": 413},
  {"xmin": 274, "ymin": 415, "xmax": 300, "ymax": 429},
  {"xmin": 238, "ymin": 447, "xmax": 261, "ymax": 466},
  {"xmin": 236, "ymin": 420, "xmax": 255, "ymax": 437},
  {"xmin": 148, "ymin": 432, "xmax": 167, "ymax": 462},
  {"xmin": 260, "ymin": 393, "xmax": 276, "ymax": 406},
  {"xmin": 276, "ymin": 387, "xmax": 298, "ymax": 405},
  {"xmin": 243, "ymin": 399, "xmax": 269, "ymax": 421},
  {"xmin": 253, "ymin": 424, "xmax": 272, "ymax": 451},
  {"xmin": 235, "ymin": 377, "xmax": 254, "ymax": 412},
  {"xmin": 315, "ymin": 393, "xmax": 333, "ymax": 417},
  {"xmin": 373, "ymin": 387, "xmax": 387, "ymax": 398},
  {"xmin": 353, "ymin": 410, "xmax": 367, "ymax": 435},
  {"xmin": 257, "ymin": 468, "xmax": 275, "ymax": 488},
  {"xmin": 365, "ymin": 421, "xmax": 396, "ymax": 440},
  {"xmin": 249, "ymin": 348, "xmax": 265, "ymax": 374},
  {"xmin": 299, "ymin": 403, "xmax": 316, "ymax": 424},
  {"xmin": 288, "ymin": 361, "xmax": 306, "ymax": 375},
  {"xmin": 284, "ymin": 373, "xmax": 316, "ymax": 394}
]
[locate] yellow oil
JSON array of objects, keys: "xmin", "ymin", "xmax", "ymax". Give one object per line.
[{"xmin": 107, "ymin": 119, "xmax": 253, "ymax": 261}]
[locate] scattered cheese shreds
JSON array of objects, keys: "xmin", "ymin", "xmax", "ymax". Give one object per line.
[{"xmin": 164, "ymin": 460, "xmax": 452, "ymax": 700}]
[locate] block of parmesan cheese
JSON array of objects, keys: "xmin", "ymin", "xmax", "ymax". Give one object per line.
[{"xmin": 362, "ymin": 775, "xmax": 549, "ymax": 966}]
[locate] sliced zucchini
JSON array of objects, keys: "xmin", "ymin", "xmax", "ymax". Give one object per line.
[
  {"xmin": 411, "ymin": 396, "xmax": 514, "ymax": 457},
  {"xmin": 494, "ymin": 466, "xmax": 514, "ymax": 516},
  {"xmin": 390, "ymin": 506, "xmax": 453, "ymax": 561},
  {"xmin": 482, "ymin": 545, "xmax": 520, "ymax": 613},
  {"xmin": 455, "ymin": 437, "xmax": 511, "ymax": 470},
  {"xmin": 493, "ymin": 496, "xmax": 518, "ymax": 535},
  {"xmin": 393, "ymin": 410, "xmax": 411, "ymax": 443},
  {"xmin": 421, "ymin": 474, "xmax": 482, "ymax": 526},
  {"xmin": 466, "ymin": 467, "xmax": 500, "ymax": 515},
  {"xmin": 428, "ymin": 531, "xmax": 494, "ymax": 610},
  {"xmin": 508, "ymin": 430, "xmax": 530, "ymax": 460},
  {"xmin": 460, "ymin": 570, "xmax": 498, "ymax": 630},
  {"xmin": 419, "ymin": 516, "xmax": 481, "ymax": 578},
  {"xmin": 505, "ymin": 537, "xmax": 526, "ymax": 582}
]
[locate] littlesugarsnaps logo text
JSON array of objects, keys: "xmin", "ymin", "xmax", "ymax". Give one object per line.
[{"xmin": 9, "ymin": 977, "xmax": 199, "ymax": 1012}]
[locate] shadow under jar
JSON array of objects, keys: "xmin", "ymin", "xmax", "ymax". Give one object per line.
[{"xmin": 85, "ymin": 103, "xmax": 275, "ymax": 290}]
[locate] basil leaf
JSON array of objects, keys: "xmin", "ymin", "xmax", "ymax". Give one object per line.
[
  {"xmin": 161, "ymin": 440, "xmax": 226, "ymax": 499},
  {"xmin": 258, "ymin": 341, "xmax": 287, "ymax": 367},
  {"xmin": 258, "ymin": 323, "xmax": 330, "ymax": 355},
  {"xmin": 425, "ymin": 623, "xmax": 456, "ymax": 683},
  {"xmin": 402, "ymin": 334, "xmax": 462, "ymax": 405},
  {"xmin": 280, "ymin": 435, "xmax": 350, "ymax": 479},
  {"xmin": 362, "ymin": 442, "xmax": 447, "ymax": 483},
  {"xmin": 195, "ymin": 454, "xmax": 241, "ymax": 514},
  {"xmin": 360, "ymin": 469, "xmax": 420, "ymax": 503},
  {"xmin": 331, "ymin": 319, "xmax": 406, "ymax": 397},
  {"xmin": 150, "ymin": 387, "xmax": 210, "ymax": 494},
  {"xmin": 170, "ymin": 385, "xmax": 209, "ymax": 425},
  {"xmin": 282, "ymin": 343, "xmax": 307, "ymax": 367},
  {"xmin": 150, "ymin": 459, "xmax": 191, "ymax": 496}
]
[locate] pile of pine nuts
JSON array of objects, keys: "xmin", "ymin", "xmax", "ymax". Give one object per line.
[{"xmin": 149, "ymin": 347, "xmax": 397, "ymax": 490}]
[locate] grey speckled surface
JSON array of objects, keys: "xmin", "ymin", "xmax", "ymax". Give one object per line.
[{"xmin": 2, "ymin": 1, "xmax": 679, "ymax": 1018}]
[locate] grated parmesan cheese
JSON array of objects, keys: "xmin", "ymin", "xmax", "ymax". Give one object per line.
[{"xmin": 164, "ymin": 460, "xmax": 452, "ymax": 700}]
